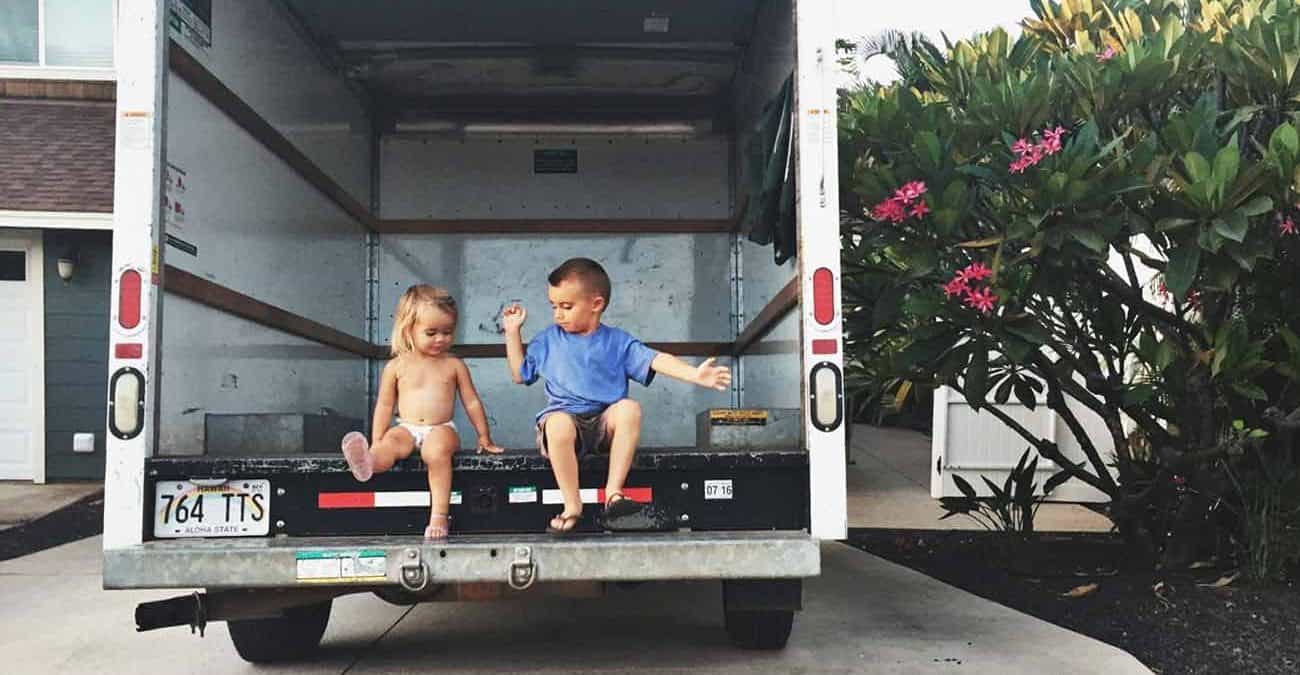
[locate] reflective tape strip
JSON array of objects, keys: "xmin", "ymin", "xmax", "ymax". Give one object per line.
[
  {"xmin": 318, "ymin": 491, "xmax": 463, "ymax": 509},
  {"xmin": 374, "ymin": 491, "xmax": 432, "ymax": 508},
  {"xmin": 318, "ymin": 492, "xmax": 374, "ymax": 509},
  {"xmin": 541, "ymin": 487, "xmax": 653, "ymax": 505}
]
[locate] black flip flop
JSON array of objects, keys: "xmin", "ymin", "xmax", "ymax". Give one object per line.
[
  {"xmin": 602, "ymin": 492, "xmax": 643, "ymax": 520},
  {"xmin": 546, "ymin": 512, "xmax": 581, "ymax": 535}
]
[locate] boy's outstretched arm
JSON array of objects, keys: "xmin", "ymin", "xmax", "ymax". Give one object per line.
[
  {"xmin": 454, "ymin": 358, "xmax": 503, "ymax": 454},
  {"xmin": 502, "ymin": 303, "xmax": 527, "ymax": 384},
  {"xmin": 651, "ymin": 353, "xmax": 732, "ymax": 391}
]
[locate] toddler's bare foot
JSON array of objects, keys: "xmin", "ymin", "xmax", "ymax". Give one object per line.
[
  {"xmin": 341, "ymin": 431, "xmax": 373, "ymax": 482},
  {"xmin": 424, "ymin": 513, "xmax": 450, "ymax": 540}
]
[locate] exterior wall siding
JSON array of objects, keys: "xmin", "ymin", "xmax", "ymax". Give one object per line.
[{"xmin": 43, "ymin": 229, "xmax": 111, "ymax": 480}]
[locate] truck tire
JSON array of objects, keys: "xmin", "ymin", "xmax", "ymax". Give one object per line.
[
  {"xmin": 227, "ymin": 599, "xmax": 332, "ymax": 663},
  {"xmin": 724, "ymin": 609, "xmax": 794, "ymax": 650}
]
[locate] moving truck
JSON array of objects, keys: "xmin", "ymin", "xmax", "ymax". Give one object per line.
[{"xmin": 106, "ymin": 0, "xmax": 845, "ymax": 661}]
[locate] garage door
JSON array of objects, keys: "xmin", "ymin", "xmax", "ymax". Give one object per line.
[{"xmin": 0, "ymin": 231, "xmax": 44, "ymax": 481}]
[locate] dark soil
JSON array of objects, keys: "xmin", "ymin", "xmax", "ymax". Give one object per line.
[
  {"xmin": 0, "ymin": 490, "xmax": 104, "ymax": 561},
  {"xmin": 849, "ymin": 528, "xmax": 1300, "ymax": 675}
]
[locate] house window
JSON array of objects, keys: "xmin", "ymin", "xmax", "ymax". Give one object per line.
[
  {"xmin": 0, "ymin": 1, "xmax": 114, "ymax": 69},
  {"xmin": 0, "ymin": 250, "xmax": 25, "ymax": 281}
]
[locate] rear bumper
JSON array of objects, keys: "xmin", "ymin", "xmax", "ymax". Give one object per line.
[{"xmin": 103, "ymin": 530, "xmax": 819, "ymax": 589}]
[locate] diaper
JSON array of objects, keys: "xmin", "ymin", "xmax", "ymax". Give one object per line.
[{"xmin": 397, "ymin": 419, "xmax": 457, "ymax": 449}]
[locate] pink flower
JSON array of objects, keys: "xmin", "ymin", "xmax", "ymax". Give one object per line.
[
  {"xmin": 963, "ymin": 286, "xmax": 999, "ymax": 314},
  {"xmin": 895, "ymin": 180, "xmax": 928, "ymax": 204},
  {"xmin": 1012, "ymin": 138, "xmax": 1034, "ymax": 157},
  {"xmin": 962, "ymin": 262, "xmax": 993, "ymax": 281},
  {"xmin": 1096, "ymin": 46, "xmax": 1117, "ymax": 62},
  {"xmin": 943, "ymin": 276, "xmax": 969, "ymax": 298},
  {"xmin": 871, "ymin": 198, "xmax": 907, "ymax": 223},
  {"xmin": 910, "ymin": 199, "xmax": 931, "ymax": 219},
  {"xmin": 1009, "ymin": 157, "xmax": 1033, "ymax": 174},
  {"xmin": 1280, "ymin": 216, "xmax": 1297, "ymax": 236}
]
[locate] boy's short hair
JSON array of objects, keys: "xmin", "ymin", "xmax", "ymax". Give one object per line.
[{"xmin": 548, "ymin": 257, "xmax": 612, "ymax": 306}]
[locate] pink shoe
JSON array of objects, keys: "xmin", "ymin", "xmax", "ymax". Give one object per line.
[{"xmin": 341, "ymin": 431, "xmax": 373, "ymax": 482}]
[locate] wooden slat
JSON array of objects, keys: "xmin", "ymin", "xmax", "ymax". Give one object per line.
[
  {"xmin": 163, "ymin": 270, "xmax": 733, "ymax": 360},
  {"xmin": 733, "ymin": 277, "xmax": 800, "ymax": 356},
  {"xmin": 376, "ymin": 219, "xmax": 735, "ymax": 235},
  {"xmin": 166, "ymin": 41, "xmax": 375, "ymax": 230},
  {"xmin": 163, "ymin": 265, "xmax": 374, "ymax": 358}
]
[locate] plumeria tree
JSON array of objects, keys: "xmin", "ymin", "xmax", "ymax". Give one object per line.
[{"xmin": 840, "ymin": 0, "xmax": 1300, "ymax": 572}]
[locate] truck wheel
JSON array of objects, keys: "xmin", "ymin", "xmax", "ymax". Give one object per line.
[
  {"xmin": 226, "ymin": 599, "xmax": 332, "ymax": 663},
  {"xmin": 724, "ymin": 609, "xmax": 794, "ymax": 650}
]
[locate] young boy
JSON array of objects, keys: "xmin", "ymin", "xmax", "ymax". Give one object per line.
[{"xmin": 502, "ymin": 257, "xmax": 731, "ymax": 534}]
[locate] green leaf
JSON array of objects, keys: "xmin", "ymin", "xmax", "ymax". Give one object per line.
[
  {"xmin": 1211, "ymin": 140, "xmax": 1240, "ymax": 201},
  {"xmin": 1069, "ymin": 227, "xmax": 1109, "ymax": 253},
  {"xmin": 917, "ymin": 130, "xmax": 943, "ymax": 170},
  {"xmin": 965, "ymin": 345, "xmax": 989, "ymax": 410},
  {"xmin": 1268, "ymin": 123, "xmax": 1298, "ymax": 164},
  {"xmin": 1213, "ymin": 210, "xmax": 1249, "ymax": 243},
  {"xmin": 899, "ymin": 332, "xmax": 958, "ymax": 369},
  {"xmin": 1230, "ymin": 382, "xmax": 1268, "ymax": 400},
  {"xmin": 1183, "ymin": 151, "xmax": 1211, "ymax": 184},
  {"xmin": 1165, "ymin": 245, "xmax": 1200, "ymax": 299},
  {"xmin": 1240, "ymin": 195, "xmax": 1274, "ymax": 216},
  {"xmin": 1155, "ymin": 217, "xmax": 1197, "ymax": 232}
]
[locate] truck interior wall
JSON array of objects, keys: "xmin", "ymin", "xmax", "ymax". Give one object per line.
[
  {"xmin": 731, "ymin": 0, "xmax": 799, "ymax": 411},
  {"xmin": 158, "ymin": 297, "xmax": 368, "ymax": 456},
  {"xmin": 380, "ymin": 137, "xmax": 731, "ymax": 220},
  {"xmin": 172, "ymin": 0, "xmax": 373, "ymax": 204},
  {"xmin": 375, "ymin": 136, "xmax": 735, "ymax": 448},
  {"xmin": 159, "ymin": 4, "xmax": 372, "ymax": 456}
]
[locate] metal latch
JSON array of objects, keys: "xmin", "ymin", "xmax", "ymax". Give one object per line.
[
  {"xmin": 508, "ymin": 546, "xmax": 536, "ymax": 590},
  {"xmin": 399, "ymin": 547, "xmax": 429, "ymax": 592}
]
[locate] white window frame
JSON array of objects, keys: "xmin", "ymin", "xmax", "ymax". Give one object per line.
[
  {"xmin": 0, "ymin": 0, "xmax": 117, "ymax": 80},
  {"xmin": 0, "ymin": 210, "xmax": 114, "ymax": 230}
]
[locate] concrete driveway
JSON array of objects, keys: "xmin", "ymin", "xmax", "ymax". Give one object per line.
[{"xmin": 0, "ymin": 535, "xmax": 1148, "ymax": 674}]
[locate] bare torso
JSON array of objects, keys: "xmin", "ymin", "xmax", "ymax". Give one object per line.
[{"xmin": 391, "ymin": 353, "xmax": 459, "ymax": 425}]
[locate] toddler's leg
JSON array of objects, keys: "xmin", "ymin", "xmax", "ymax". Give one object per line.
[
  {"xmin": 543, "ymin": 413, "xmax": 583, "ymax": 531},
  {"xmin": 343, "ymin": 426, "xmax": 416, "ymax": 482},
  {"xmin": 602, "ymin": 399, "xmax": 642, "ymax": 501},
  {"xmin": 420, "ymin": 426, "xmax": 459, "ymax": 539}
]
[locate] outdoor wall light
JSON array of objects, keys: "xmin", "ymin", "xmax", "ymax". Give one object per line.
[{"xmin": 56, "ymin": 253, "xmax": 77, "ymax": 282}]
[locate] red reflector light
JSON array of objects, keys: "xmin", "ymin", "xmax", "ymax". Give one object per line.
[
  {"xmin": 119, "ymin": 270, "xmax": 142, "ymax": 329},
  {"xmin": 812, "ymin": 267, "xmax": 835, "ymax": 325},
  {"xmin": 812, "ymin": 339, "xmax": 838, "ymax": 355},
  {"xmin": 115, "ymin": 343, "xmax": 143, "ymax": 359}
]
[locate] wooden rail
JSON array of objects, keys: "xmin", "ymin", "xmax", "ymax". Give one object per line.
[{"xmin": 732, "ymin": 277, "xmax": 800, "ymax": 356}]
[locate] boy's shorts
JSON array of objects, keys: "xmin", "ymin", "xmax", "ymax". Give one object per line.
[{"xmin": 536, "ymin": 409, "xmax": 612, "ymax": 459}]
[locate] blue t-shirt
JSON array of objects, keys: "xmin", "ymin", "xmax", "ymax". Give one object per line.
[{"xmin": 519, "ymin": 324, "xmax": 658, "ymax": 422}]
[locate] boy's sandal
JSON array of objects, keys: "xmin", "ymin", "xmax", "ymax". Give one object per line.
[
  {"xmin": 603, "ymin": 492, "xmax": 643, "ymax": 520},
  {"xmin": 546, "ymin": 512, "xmax": 582, "ymax": 535},
  {"xmin": 424, "ymin": 514, "xmax": 451, "ymax": 540}
]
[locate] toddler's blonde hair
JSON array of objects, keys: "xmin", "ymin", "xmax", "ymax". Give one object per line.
[{"xmin": 390, "ymin": 284, "xmax": 458, "ymax": 356}]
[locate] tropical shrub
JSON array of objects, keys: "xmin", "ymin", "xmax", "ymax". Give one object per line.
[{"xmin": 839, "ymin": 0, "xmax": 1300, "ymax": 574}]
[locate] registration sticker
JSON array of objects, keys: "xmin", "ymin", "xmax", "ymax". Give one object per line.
[
  {"xmin": 508, "ymin": 486, "xmax": 538, "ymax": 504},
  {"xmin": 704, "ymin": 479, "xmax": 734, "ymax": 500},
  {"xmin": 296, "ymin": 550, "xmax": 387, "ymax": 584}
]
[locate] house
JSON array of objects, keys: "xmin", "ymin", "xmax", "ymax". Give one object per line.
[{"xmin": 1, "ymin": 1, "xmax": 116, "ymax": 482}]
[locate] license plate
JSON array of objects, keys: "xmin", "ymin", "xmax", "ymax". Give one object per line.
[{"xmin": 153, "ymin": 479, "xmax": 271, "ymax": 538}]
